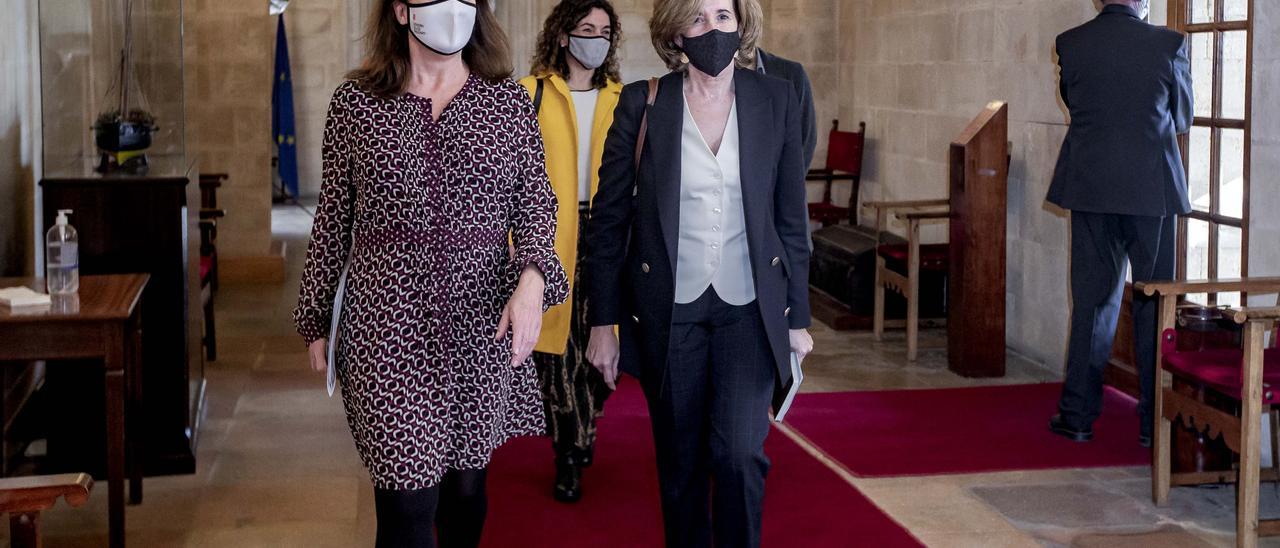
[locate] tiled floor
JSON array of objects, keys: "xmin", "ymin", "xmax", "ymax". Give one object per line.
[{"xmin": 21, "ymin": 205, "xmax": 1279, "ymax": 546}]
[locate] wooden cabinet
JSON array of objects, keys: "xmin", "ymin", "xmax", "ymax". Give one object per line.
[{"xmin": 39, "ymin": 156, "xmax": 204, "ymax": 476}]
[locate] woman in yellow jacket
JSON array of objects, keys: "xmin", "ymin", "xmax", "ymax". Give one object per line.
[{"xmin": 518, "ymin": 0, "xmax": 622, "ymax": 504}]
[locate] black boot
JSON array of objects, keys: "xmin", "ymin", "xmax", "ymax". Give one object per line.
[
  {"xmin": 553, "ymin": 456, "xmax": 581, "ymax": 503},
  {"xmin": 573, "ymin": 445, "xmax": 594, "ymax": 468}
]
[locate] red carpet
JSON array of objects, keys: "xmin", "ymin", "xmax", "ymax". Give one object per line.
[
  {"xmin": 484, "ymin": 381, "xmax": 922, "ymax": 547},
  {"xmin": 783, "ymin": 383, "xmax": 1150, "ymax": 478}
]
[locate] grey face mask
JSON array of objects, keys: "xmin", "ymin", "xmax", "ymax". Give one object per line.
[{"xmin": 568, "ymin": 35, "xmax": 611, "ymax": 70}]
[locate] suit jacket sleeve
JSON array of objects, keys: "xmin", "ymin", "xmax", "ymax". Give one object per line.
[
  {"xmin": 1055, "ymin": 39, "xmax": 1071, "ymax": 110},
  {"xmin": 1171, "ymin": 35, "xmax": 1193, "ymax": 135},
  {"xmin": 796, "ymin": 65, "xmax": 818, "ymax": 169},
  {"xmin": 776, "ymin": 86, "xmax": 812, "ymax": 329},
  {"xmin": 586, "ymin": 83, "xmax": 645, "ymax": 327}
]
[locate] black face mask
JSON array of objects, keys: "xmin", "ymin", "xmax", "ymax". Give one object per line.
[{"xmin": 681, "ymin": 29, "xmax": 740, "ymax": 76}]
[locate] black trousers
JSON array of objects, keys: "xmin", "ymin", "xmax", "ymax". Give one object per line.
[
  {"xmin": 643, "ymin": 287, "xmax": 776, "ymax": 548},
  {"xmin": 1058, "ymin": 211, "xmax": 1176, "ymax": 433}
]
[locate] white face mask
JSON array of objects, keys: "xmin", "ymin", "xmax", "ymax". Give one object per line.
[
  {"xmin": 568, "ymin": 35, "xmax": 611, "ymax": 70},
  {"xmin": 408, "ymin": 0, "xmax": 477, "ymax": 56}
]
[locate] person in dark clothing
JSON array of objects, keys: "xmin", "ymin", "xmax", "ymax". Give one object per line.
[{"xmin": 1046, "ymin": 0, "xmax": 1193, "ymax": 448}]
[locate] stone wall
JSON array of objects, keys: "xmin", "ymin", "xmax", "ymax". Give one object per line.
[
  {"xmin": 837, "ymin": 0, "xmax": 1104, "ymax": 370},
  {"xmin": 0, "ymin": 0, "xmax": 42, "ymax": 276},
  {"xmin": 1250, "ymin": 1, "xmax": 1280, "ymax": 300},
  {"xmin": 185, "ymin": 0, "xmax": 274, "ymax": 262}
]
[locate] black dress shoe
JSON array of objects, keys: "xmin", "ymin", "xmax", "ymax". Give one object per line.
[
  {"xmin": 1048, "ymin": 414, "xmax": 1094, "ymax": 442},
  {"xmin": 553, "ymin": 458, "xmax": 582, "ymax": 503}
]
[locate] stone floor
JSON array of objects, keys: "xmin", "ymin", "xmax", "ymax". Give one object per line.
[{"xmin": 16, "ymin": 204, "xmax": 1278, "ymax": 547}]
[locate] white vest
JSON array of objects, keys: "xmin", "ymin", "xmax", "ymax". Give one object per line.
[{"xmin": 674, "ymin": 95, "xmax": 755, "ymax": 305}]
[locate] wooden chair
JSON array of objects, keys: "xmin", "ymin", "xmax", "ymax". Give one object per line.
[
  {"xmin": 866, "ymin": 199, "xmax": 950, "ymax": 361},
  {"xmin": 0, "ymin": 473, "xmax": 93, "ymax": 547},
  {"xmin": 197, "ymin": 173, "xmax": 228, "ymax": 362},
  {"xmin": 806, "ymin": 120, "xmax": 866, "ymax": 226},
  {"xmin": 1137, "ymin": 278, "xmax": 1280, "ymax": 548}
]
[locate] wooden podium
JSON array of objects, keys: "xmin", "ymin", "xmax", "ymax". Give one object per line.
[{"xmin": 946, "ymin": 102, "xmax": 1009, "ymax": 377}]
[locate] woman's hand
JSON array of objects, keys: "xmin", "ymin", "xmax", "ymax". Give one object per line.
[
  {"xmin": 789, "ymin": 329, "xmax": 814, "ymax": 363},
  {"xmin": 586, "ymin": 326, "xmax": 621, "ymax": 390},
  {"xmin": 308, "ymin": 338, "xmax": 328, "ymax": 373},
  {"xmin": 497, "ymin": 266, "xmax": 546, "ymax": 366}
]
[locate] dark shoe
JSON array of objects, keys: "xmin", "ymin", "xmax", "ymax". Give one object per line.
[
  {"xmin": 1049, "ymin": 414, "xmax": 1093, "ymax": 442},
  {"xmin": 553, "ymin": 458, "xmax": 582, "ymax": 503},
  {"xmin": 1138, "ymin": 434, "xmax": 1152, "ymax": 448},
  {"xmin": 573, "ymin": 446, "xmax": 594, "ymax": 468}
]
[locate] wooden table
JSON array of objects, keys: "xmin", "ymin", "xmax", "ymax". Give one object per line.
[{"xmin": 0, "ymin": 275, "xmax": 147, "ymax": 548}]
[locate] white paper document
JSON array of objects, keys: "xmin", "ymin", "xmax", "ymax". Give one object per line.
[
  {"xmin": 325, "ymin": 261, "xmax": 351, "ymax": 397},
  {"xmin": 773, "ymin": 352, "xmax": 805, "ymax": 423},
  {"xmin": 0, "ymin": 287, "xmax": 52, "ymax": 308}
]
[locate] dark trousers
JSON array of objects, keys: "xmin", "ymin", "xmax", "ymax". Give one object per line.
[
  {"xmin": 1058, "ymin": 211, "xmax": 1176, "ymax": 434},
  {"xmin": 644, "ymin": 287, "xmax": 776, "ymax": 548}
]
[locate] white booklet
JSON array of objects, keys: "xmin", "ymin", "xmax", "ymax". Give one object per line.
[
  {"xmin": 325, "ymin": 260, "xmax": 351, "ymax": 397},
  {"xmin": 773, "ymin": 352, "xmax": 805, "ymax": 423}
]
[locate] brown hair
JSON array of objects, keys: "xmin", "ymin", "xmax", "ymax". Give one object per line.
[
  {"xmin": 650, "ymin": 0, "xmax": 762, "ymax": 72},
  {"xmin": 530, "ymin": 0, "xmax": 623, "ymax": 89},
  {"xmin": 347, "ymin": 0, "xmax": 513, "ymax": 98}
]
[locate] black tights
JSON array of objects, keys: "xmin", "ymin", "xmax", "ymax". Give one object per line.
[{"xmin": 374, "ymin": 469, "xmax": 488, "ymax": 548}]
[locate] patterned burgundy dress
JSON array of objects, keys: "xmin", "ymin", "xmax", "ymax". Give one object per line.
[{"xmin": 295, "ymin": 76, "xmax": 568, "ymax": 490}]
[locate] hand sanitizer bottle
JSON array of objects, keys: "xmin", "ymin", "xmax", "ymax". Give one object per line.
[{"xmin": 46, "ymin": 209, "xmax": 79, "ymax": 295}]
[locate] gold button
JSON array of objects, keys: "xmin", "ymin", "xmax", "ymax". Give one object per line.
[
  {"xmin": 641, "ymin": 263, "xmax": 650, "ymax": 273},
  {"xmin": 772, "ymin": 257, "xmax": 781, "ymax": 267}
]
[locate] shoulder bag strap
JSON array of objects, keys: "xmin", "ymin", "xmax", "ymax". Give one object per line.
[{"xmin": 633, "ymin": 77, "xmax": 659, "ymax": 172}]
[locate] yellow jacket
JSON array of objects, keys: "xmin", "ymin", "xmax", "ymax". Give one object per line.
[{"xmin": 519, "ymin": 74, "xmax": 622, "ymax": 355}]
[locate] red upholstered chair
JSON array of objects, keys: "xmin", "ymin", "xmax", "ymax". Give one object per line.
[
  {"xmin": 806, "ymin": 120, "xmax": 866, "ymax": 226},
  {"xmin": 198, "ymin": 173, "xmax": 228, "ymax": 362},
  {"xmin": 865, "ymin": 199, "xmax": 950, "ymax": 361},
  {"xmin": 1137, "ymin": 278, "xmax": 1280, "ymax": 547}
]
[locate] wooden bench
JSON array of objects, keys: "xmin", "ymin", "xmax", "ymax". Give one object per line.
[{"xmin": 0, "ymin": 473, "xmax": 93, "ymax": 548}]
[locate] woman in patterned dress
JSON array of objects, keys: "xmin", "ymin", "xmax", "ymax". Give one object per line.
[
  {"xmin": 517, "ymin": 0, "xmax": 623, "ymax": 504},
  {"xmin": 293, "ymin": 1, "xmax": 568, "ymax": 546}
]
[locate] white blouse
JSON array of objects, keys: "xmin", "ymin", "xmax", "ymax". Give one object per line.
[{"xmin": 674, "ymin": 94, "xmax": 755, "ymax": 305}]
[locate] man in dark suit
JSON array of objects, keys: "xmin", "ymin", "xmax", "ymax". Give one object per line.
[
  {"xmin": 757, "ymin": 49, "xmax": 817, "ymax": 168},
  {"xmin": 1047, "ymin": 0, "xmax": 1193, "ymax": 447}
]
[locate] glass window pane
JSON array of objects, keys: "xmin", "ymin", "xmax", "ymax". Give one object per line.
[
  {"xmin": 1186, "ymin": 218, "xmax": 1211, "ymax": 305},
  {"xmin": 1219, "ymin": 128, "xmax": 1245, "ymax": 218},
  {"xmin": 1224, "ymin": 0, "xmax": 1248, "ymax": 21},
  {"xmin": 1191, "ymin": 0, "xmax": 1216, "ymax": 23},
  {"xmin": 1222, "ymin": 31, "xmax": 1248, "ymax": 120},
  {"xmin": 1191, "ymin": 32, "xmax": 1215, "ymax": 119},
  {"xmin": 1189, "ymin": 126, "xmax": 1212, "ymax": 212},
  {"xmin": 1218, "ymin": 225, "xmax": 1243, "ymax": 307},
  {"xmin": 1187, "ymin": 218, "xmax": 1211, "ymax": 279}
]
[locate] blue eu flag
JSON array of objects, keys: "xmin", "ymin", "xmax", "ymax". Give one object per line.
[{"xmin": 272, "ymin": 14, "xmax": 299, "ymax": 199}]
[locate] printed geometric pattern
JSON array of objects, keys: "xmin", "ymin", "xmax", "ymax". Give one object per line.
[{"xmin": 295, "ymin": 76, "xmax": 569, "ymax": 490}]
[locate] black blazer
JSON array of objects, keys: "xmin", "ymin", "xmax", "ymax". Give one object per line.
[
  {"xmin": 1047, "ymin": 4, "xmax": 1194, "ymax": 217},
  {"xmin": 586, "ymin": 68, "xmax": 811, "ymax": 389},
  {"xmin": 758, "ymin": 49, "xmax": 817, "ymax": 169}
]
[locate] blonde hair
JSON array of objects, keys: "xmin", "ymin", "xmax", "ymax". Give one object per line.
[{"xmin": 649, "ymin": 0, "xmax": 762, "ymax": 72}]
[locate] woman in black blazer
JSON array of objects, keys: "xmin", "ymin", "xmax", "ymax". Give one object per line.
[{"xmin": 584, "ymin": 0, "xmax": 812, "ymax": 545}]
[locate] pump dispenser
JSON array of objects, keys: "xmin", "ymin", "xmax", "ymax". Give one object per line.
[{"xmin": 46, "ymin": 209, "xmax": 79, "ymax": 294}]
